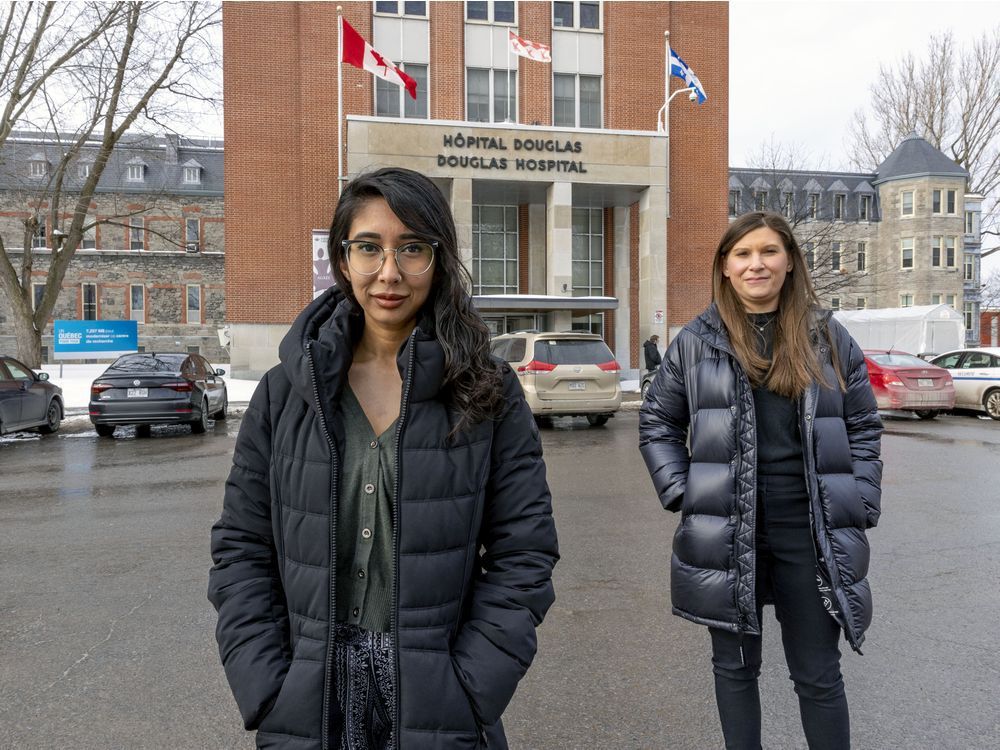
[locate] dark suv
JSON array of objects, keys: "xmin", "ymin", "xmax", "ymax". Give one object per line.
[{"xmin": 0, "ymin": 356, "xmax": 63, "ymax": 435}]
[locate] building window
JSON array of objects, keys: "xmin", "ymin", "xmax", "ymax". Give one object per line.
[
  {"xmin": 964, "ymin": 252, "xmax": 975, "ymax": 281},
  {"xmin": 32, "ymin": 283, "xmax": 45, "ymax": 311},
  {"xmin": 964, "ymin": 301, "xmax": 974, "ymax": 331},
  {"xmin": 553, "ymin": 0, "xmax": 600, "ymax": 29},
  {"xmin": 466, "ymin": 68, "xmax": 515, "ymax": 123},
  {"xmin": 857, "ymin": 241, "xmax": 866, "ymax": 271},
  {"xmin": 572, "ymin": 207, "xmax": 604, "ymax": 296},
  {"xmin": 374, "ymin": 1, "xmax": 427, "ymax": 17},
  {"xmin": 856, "ymin": 297, "xmax": 867, "ymax": 310},
  {"xmin": 186, "ymin": 218, "xmax": 200, "ymax": 252},
  {"xmin": 781, "ymin": 192, "xmax": 793, "ymax": 219},
  {"xmin": 830, "ymin": 297, "xmax": 840, "ymax": 311},
  {"xmin": 901, "ymin": 190, "xmax": 914, "ymax": 216},
  {"xmin": 965, "ymin": 210, "xmax": 975, "ymax": 235},
  {"xmin": 945, "ymin": 236, "xmax": 956, "ymax": 267},
  {"xmin": 754, "ymin": 190, "xmax": 767, "ymax": 211},
  {"xmin": 830, "ymin": 242, "xmax": 841, "ymax": 271},
  {"xmin": 183, "ymin": 166, "xmax": 201, "ymax": 184},
  {"xmin": 900, "ymin": 293, "xmax": 913, "ymax": 308},
  {"xmin": 808, "ymin": 193, "xmax": 819, "ymax": 220},
  {"xmin": 82, "ymin": 283, "xmax": 97, "ymax": 320},
  {"xmin": 472, "ymin": 205, "xmax": 518, "ymax": 295},
  {"xmin": 127, "ymin": 163, "xmax": 144, "ymax": 181},
  {"xmin": 947, "ymin": 190, "xmax": 956, "ymax": 214},
  {"xmin": 32, "ymin": 216, "xmax": 47, "ymax": 248},
  {"xmin": 82, "ymin": 221, "xmax": 96, "ymax": 249},
  {"xmin": 932, "ymin": 293, "xmax": 957, "ymax": 308},
  {"xmin": 932, "ymin": 189, "xmax": 942, "ymax": 214},
  {"xmin": 833, "ymin": 194, "xmax": 846, "ymax": 220},
  {"xmin": 571, "ymin": 312, "xmax": 603, "ymax": 337},
  {"xmin": 901, "ymin": 238, "xmax": 914, "ymax": 269},
  {"xmin": 186, "ymin": 285, "xmax": 201, "ymax": 324},
  {"xmin": 804, "ymin": 242, "xmax": 815, "ymax": 271},
  {"xmin": 377, "ymin": 63, "xmax": 428, "ymax": 119},
  {"xmin": 129, "ymin": 217, "xmax": 144, "ymax": 251},
  {"xmin": 553, "ymin": 73, "xmax": 601, "ymax": 128},
  {"xmin": 29, "ymin": 159, "xmax": 48, "ymax": 178},
  {"xmin": 932, "ymin": 237, "xmax": 943, "ymax": 267},
  {"xmin": 78, "ymin": 162, "xmax": 92, "ymax": 179},
  {"xmin": 130, "ymin": 284, "xmax": 145, "ymax": 323},
  {"xmin": 728, "ymin": 190, "xmax": 741, "ymax": 217},
  {"xmin": 946, "ymin": 293, "xmax": 956, "ymax": 307},
  {"xmin": 860, "ymin": 194, "xmax": 871, "ymax": 220},
  {"xmin": 466, "ymin": 1, "xmax": 514, "ymax": 23}
]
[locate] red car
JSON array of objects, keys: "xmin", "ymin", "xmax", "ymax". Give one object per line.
[{"xmin": 863, "ymin": 350, "xmax": 955, "ymax": 420}]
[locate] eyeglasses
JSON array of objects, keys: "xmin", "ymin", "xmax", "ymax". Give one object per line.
[{"xmin": 342, "ymin": 239, "xmax": 437, "ymax": 276}]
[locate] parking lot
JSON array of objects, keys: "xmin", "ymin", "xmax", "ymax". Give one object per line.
[{"xmin": 1, "ymin": 409, "xmax": 999, "ymax": 749}]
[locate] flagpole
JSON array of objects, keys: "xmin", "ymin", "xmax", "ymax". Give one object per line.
[
  {"xmin": 507, "ymin": 31, "xmax": 512, "ymax": 122},
  {"xmin": 664, "ymin": 30, "xmax": 671, "ymax": 219},
  {"xmin": 337, "ymin": 6, "xmax": 344, "ymax": 195}
]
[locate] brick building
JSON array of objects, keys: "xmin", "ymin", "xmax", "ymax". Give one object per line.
[
  {"xmin": 0, "ymin": 132, "xmax": 227, "ymax": 363},
  {"xmin": 730, "ymin": 131, "xmax": 985, "ymax": 345},
  {"xmin": 223, "ymin": 1, "xmax": 729, "ymax": 378}
]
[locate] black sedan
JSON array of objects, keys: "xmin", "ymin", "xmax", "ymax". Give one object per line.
[
  {"xmin": 89, "ymin": 352, "xmax": 228, "ymax": 437},
  {"xmin": 0, "ymin": 356, "xmax": 63, "ymax": 435}
]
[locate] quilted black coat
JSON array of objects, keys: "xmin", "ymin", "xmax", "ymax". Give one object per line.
[
  {"xmin": 208, "ymin": 288, "xmax": 558, "ymax": 749},
  {"xmin": 639, "ymin": 304, "xmax": 882, "ymax": 651}
]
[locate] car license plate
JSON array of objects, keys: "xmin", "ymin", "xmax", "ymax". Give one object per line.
[
  {"xmin": 568, "ymin": 381, "xmax": 586, "ymax": 391},
  {"xmin": 917, "ymin": 378, "xmax": 933, "ymax": 388},
  {"xmin": 127, "ymin": 388, "xmax": 148, "ymax": 398}
]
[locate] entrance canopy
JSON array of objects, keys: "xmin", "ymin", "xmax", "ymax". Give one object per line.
[{"xmin": 473, "ymin": 294, "xmax": 619, "ymax": 311}]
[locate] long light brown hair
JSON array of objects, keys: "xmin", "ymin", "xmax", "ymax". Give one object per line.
[{"xmin": 712, "ymin": 211, "xmax": 840, "ymax": 398}]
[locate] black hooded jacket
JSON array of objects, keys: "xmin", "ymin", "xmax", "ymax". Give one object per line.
[
  {"xmin": 639, "ymin": 304, "xmax": 882, "ymax": 651},
  {"xmin": 208, "ymin": 288, "xmax": 559, "ymax": 749}
]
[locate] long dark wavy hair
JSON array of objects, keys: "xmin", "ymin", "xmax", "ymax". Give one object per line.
[
  {"xmin": 713, "ymin": 211, "xmax": 842, "ymax": 398},
  {"xmin": 329, "ymin": 167, "xmax": 504, "ymax": 433}
]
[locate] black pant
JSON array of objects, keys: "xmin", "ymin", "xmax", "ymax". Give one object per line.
[{"xmin": 709, "ymin": 474, "xmax": 849, "ymax": 750}]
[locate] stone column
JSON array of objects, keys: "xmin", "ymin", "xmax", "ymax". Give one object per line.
[
  {"xmin": 613, "ymin": 205, "xmax": 633, "ymax": 374},
  {"xmin": 449, "ymin": 177, "xmax": 474, "ymax": 273},
  {"xmin": 638, "ymin": 185, "xmax": 667, "ymax": 347},
  {"xmin": 546, "ymin": 181, "xmax": 573, "ymax": 331}
]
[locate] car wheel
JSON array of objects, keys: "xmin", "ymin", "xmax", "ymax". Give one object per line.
[
  {"xmin": 215, "ymin": 390, "xmax": 228, "ymax": 420},
  {"xmin": 135, "ymin": 424, "xmax": 152, "ymax": 438},
  {"xmin": 984, "ymin": 389, "xmax": 1000, "ymax": 420},
  {"xmin": 95, "ymin": 424, "xmax": 116, "ymax": 438},
  {"xmin": 587, "ymin": 414, "xmax": 609, "ymax": 427},
  {"xmin": 914, "ymin": 410, "xmax": 939, "ymax": 420},
  {"xmin": 191, "ymin": 399, "xmax": 210, "ymax": 434},
  {"xmin": 533, "ymin": 415, "xmax": 552, "ymax": 428},
  {"xmin": 39, "ymin": 400, "xmax": 62, "ymax": 434}
]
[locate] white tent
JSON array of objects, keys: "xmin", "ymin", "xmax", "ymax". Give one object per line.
[{"xmin": 832, "ymin": 305, "xmax": 965, "ymax": 356}]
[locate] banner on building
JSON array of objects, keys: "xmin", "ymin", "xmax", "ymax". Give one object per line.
[
  {"xmin": 53, "ymin": 320, "xmax": 138, "ymax": 360},
  {"xmin": 313, "ymin": 230, "xmax": 334, "ymax": 299}
]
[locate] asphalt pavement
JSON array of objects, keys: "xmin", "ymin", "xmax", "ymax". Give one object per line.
[{"xmin": 1, "ymin": 409, "xmax": 998, "ymax": 749}]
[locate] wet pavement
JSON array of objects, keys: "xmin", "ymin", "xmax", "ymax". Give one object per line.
[{"xmin": 1, "ymin": 410, "xmax": 998, "ymax": 748}]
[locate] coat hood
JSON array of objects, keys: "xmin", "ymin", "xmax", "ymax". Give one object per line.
[{"xmin": 276, "ymin": 286, "xmax": 446, "ymax": 411}]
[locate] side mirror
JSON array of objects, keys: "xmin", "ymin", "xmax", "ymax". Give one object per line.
[
  {"xmin": 215, "ymin": 368, "xmax": 225, "ymax": 377},
  {"xmin": 36, "ymin": 371, "xmax": 50, "ymax": 382}
]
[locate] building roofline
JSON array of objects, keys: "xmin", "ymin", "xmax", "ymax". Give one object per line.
[{"xmin": 346, "ymin": 115, "xmax": 666, "ymax": 139}]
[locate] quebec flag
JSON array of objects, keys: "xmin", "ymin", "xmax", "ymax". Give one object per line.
[{"xmin": 669, "ymin": 47, "xmax": 707, "ymax": 104}]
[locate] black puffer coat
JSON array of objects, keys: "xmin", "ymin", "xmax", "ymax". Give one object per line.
[
  {"xmin": 208, "ymin": 288, "xmax": 558, "ymax": 749},
  {"xmin": 639, "ymin": 304, "xmax": 882, "ymax": 651}
]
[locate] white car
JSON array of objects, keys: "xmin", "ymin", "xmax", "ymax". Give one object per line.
[{"xmin": 929, "ymin": 347, "xmax": 1000, "ymax": 420}]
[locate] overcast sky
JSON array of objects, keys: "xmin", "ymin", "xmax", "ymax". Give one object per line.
[{"xmin": 728, "ymin": 0, "xmax": 1000, "ymax": 274}]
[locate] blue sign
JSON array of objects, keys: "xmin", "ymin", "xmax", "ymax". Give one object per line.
[{"xmin": 53, "ymin": 320, "xmax": 138, "ymax": 360}]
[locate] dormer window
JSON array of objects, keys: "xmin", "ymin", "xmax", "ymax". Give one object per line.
[
  {"xmin": 78, "ymin": 162, "xmax": 92, "ymax": 179},
  {"xmin": 29, "ymin": 153, "xmax": 48, "ymax": 178},
  {"xmin": 182, "ymin": 159, "xmax": 203, "ymax": 184},
  {"xmin": 126, "ymin": 157, "xmax": 147, "ymax": 182}
]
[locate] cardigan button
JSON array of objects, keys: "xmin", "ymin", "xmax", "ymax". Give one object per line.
[
  {"xmin": 369, "ymin": 440, "xmax": 378, "ymax": 449},
  {"xmin": 364, "ymin": 483, "xmax": 375, "ymax": 494},
  {"xmin": 362, "ymin": 528, "xmax": 372, "ymax": 539}
]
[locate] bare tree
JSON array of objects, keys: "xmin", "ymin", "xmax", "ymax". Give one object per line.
[
  {"xmin": 982, "ymin": 269, "xmax": 1000, "ymax": 310},
  {"xmin": 741, "ymin": 139, "xmax": 883, "ymax": 305},
  {"xmin": 846, "ymin": 29, "xmax": 1000, "ymax": 233},
  {"xmin": 0, "ymin": 2, "xmax": 220, "ymax": 368}
]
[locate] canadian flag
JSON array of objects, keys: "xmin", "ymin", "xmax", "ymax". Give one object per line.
[
  {"xmin": 509, "ymin": 30, "xmax": 551, "ymax": 63},
  {"xmin": 341, "ymin": 18, "xmax": 417, "ymax": 99}
]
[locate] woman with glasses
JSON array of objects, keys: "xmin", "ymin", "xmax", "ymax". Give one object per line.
[
  {"xmin": 210, "ymin": 167, "xmax": 558, "ymax": 750},
  {"xmin": 639, "ymin": 212, "xmax": 882, "ymax": 749}
]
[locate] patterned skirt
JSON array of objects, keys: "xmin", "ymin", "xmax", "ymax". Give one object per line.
[{"xmin": 332, "ymin": 623, "xmax": 396, "ymax": 750}]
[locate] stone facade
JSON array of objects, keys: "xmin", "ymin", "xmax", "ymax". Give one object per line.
[{"xmin": 0, "ymin": 132, "xmax": 227, "ymax": 363}]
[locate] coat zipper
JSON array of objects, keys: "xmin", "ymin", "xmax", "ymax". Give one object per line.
[
  {"xmin": 391, "ymin": 330, "xmax": 418, "ymax": 749},
  {"xmin": 306, "ymin": 341, "xmax": 340, "ymax": 750},
  {"xmin": 732, "ymin": 367, "xmax": 756, "ymax": 634}
]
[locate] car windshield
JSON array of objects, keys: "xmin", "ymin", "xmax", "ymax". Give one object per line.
[
  {"xmin": 534, "ymin": 339, "xmax": 614, "ymax": 365},
  {"xmin": 868, "ymin": 353, "xmax": 929, "ymax": 367},
  {"xmin": 107, "ymin": 354, "xmax": 186, "ymax": 372}
]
